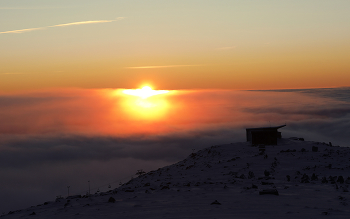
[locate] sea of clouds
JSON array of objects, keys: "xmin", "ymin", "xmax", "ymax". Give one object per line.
[{"xmin": 0, "ymin": 87, "xmax": 349, "ymax": 213}]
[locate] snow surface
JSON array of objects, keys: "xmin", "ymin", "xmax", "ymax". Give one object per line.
[{"xmin": 2, "ymin": 138, "xmax": 350, "ymax": 218}]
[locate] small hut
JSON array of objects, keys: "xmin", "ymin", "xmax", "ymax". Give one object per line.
[{"xmin": 246, "ymin": 125, "xmax": 286, "ymax": 145}]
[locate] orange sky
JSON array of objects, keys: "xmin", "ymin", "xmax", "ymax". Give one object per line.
[{"xmin": 1, "ymin": 1, "xmax": 350, "ymax": 92}]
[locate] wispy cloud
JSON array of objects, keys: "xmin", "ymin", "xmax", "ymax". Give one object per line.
[
  {"xmin": 0, "ymin": 17, "xmax": 125, "ymax": 34},
  {"xmin": 0, "ymin": 27, "xmax": 45, "ymax": 34},
  {"xmin": 125, "ymin": 65, "xmax": 201, "ymax": 69},
  {"xmin": 51, "ymin": 18, "xmax": 124, "ymax": 27},
  {"xmin": 217, "ymin": 46, "xmax": 237, "ymax": 50},
  {"xmin": 0, "ymin": 5, "xmax": 81, "ymax": 10}
]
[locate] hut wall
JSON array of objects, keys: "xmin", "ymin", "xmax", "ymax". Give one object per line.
[{"xmin": 251, "ymin": 130, "xmax": 278, "ymax": 145}]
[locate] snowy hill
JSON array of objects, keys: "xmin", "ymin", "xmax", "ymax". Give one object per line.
[{"xmin": 2, "ymin": 138, "xmax": 350, "ymax": 218}]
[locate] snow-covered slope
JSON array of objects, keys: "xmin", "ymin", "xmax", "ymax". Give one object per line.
[{"xmin": 3, "ymin": 138, "xmax": 350, "ymax": 218}]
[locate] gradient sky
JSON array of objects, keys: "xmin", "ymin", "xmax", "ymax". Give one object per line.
[
  {"xmin": 1, "ymin": 1, "xmax": 350, "ymax": 213},
  {"xmin": 1, "ymin": 0, "xmax": 350, "ymax": 91}
]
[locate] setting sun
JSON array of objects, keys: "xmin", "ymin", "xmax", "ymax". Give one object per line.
[
  {"xmin": 122, "ymin": 86, "xmax": 169, "ymax": 99},
  {"xmin": 119, "ymin": 86, "xmax": 173, "ymax": 120}
]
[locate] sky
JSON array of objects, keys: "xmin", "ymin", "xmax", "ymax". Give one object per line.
[
  {"xmin": 1, "ymin": 0, "xmax": 350, "ymax": 214},
  {"xmin": 1, "ymin": 0, "xmax": 350, "ymax": 91}
]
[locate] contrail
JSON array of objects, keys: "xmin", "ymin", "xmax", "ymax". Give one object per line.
[
  {"xmin": 0, "ymin": 17, "xmax": 125, "ymax": 34},
  {"xmin": 125, "ymin": 65, "xmax": 201, "ymax": 69}
]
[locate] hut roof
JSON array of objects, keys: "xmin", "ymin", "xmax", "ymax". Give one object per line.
[{"xmin": 246, "ymin": 125, "xmax": 286, "ymax": 131}]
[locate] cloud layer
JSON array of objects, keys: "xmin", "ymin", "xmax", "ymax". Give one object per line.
[{"xmin": 0, "ymin": 87, "xmax": 349, "ymax": 213}]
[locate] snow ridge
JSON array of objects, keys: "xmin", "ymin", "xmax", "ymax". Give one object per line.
[{"xmin": 3, "ymin": 138, "xmax": 350, "ymax": 218}]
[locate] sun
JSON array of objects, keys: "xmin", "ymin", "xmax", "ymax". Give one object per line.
[
  {"xmin": 119, "ymin": 86, "xmax": 172, "ymax": 120},
  {"xmin": 122, "ymin": 86, "xmax": 169, "ymax": 99}
]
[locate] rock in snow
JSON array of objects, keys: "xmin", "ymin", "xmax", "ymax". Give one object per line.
[{"xmin": 2, "ymin": 138, "xmax": 350, "ymax": 218}]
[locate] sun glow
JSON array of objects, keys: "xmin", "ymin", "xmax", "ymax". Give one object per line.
[
  {"xmin": 122, "ymin": 86, "xmax": 169, "ymax": 99},
  {"xmin": 120, "ymin": 86, "xmax": 172, "ymax": 120}
]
